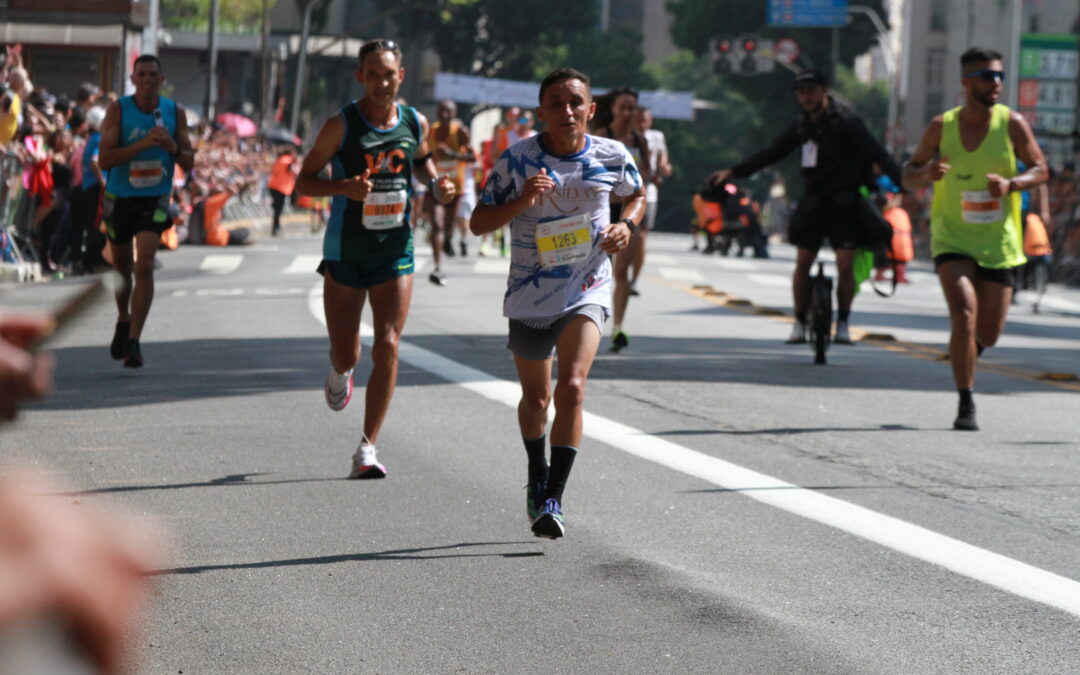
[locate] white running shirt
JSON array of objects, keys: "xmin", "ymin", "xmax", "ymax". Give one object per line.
[{"xmin": 481, "ymin": 134, "xmax": 642, "ymax": 321}]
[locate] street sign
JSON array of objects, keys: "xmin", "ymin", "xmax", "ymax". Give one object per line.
[
  {"xmin": 1017, "ymin": 32, "xmax": 1078, "ymax": 169},
  {"xmin": 767, "ymin": 0, "xmax": 848, "ymax": 28},
  {"xmin": 773, "ymin": 37, "xmax": 800, "ymax": 65}
]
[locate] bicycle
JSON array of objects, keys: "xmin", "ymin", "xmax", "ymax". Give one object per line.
[{"xmin": 808, "ymin": 261, "xmax": 833, "ymax": 364}]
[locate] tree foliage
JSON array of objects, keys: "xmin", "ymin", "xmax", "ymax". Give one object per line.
[
  {"xmin": 373, "ymin": 0, "xmax": 599, "ymax": 80},
  {"xmin": 161, "ymin": 0, "xmax": 272, "ymax": 32}
]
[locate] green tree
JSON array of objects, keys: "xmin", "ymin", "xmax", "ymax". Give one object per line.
[
  {"xmin": 161, "ymin": 0, "xmax": 272, "ymax": 32},
  {"xmin": 374, "ymin": 0, "xmax": 599, "ymax": 80}
]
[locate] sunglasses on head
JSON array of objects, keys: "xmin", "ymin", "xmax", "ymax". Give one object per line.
[
  {"xmin": 964, "ymin": 69, "xmax": 1005, "ymax": 82},
  {"xmin": 359, "ymin": 39, "xmax": 399, "ymax": 60}
]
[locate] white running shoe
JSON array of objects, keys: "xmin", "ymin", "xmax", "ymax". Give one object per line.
[
  {"xmin": 834, "ymin": 321, "xmax": 853, "ymax": 345},
  {"xmin": 786, "ymin": 320, "xmax": 807, "ymax": 344},
  {"xmin": 324, "ymin": 368, "xmax": 353, "ymax": 411},
  {"xmin": 348, "ymin": 440, "xmax": 387, "ymax": 479}
]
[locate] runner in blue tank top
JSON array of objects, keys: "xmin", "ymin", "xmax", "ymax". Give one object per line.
[
  {"xmin": 99, "ymin": 55, "xmax": 194, "ymax": 368},
  {"xmin": 296, "ymin": 39, "xmax": 457, "ymax": 479}
]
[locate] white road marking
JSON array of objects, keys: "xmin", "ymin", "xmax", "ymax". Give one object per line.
[
  {"xmin": 747, "ymin": 273, "xmax": 790, "ymax": 287},
  {"xmin": 658, "ymin": 267, "xmax": 705, "ymax": 283},
  {"xmin": 473, "ymin": 259, "xmax": 510, "ymax": 275},
  {"xmin": 199, "ymin": 254, "xmax": 244, "ymax": 275},
  {"xmin": 306, "ymin": 284, "xmax": 1080, "ymax": 619},
  {"xmin": 195, "ymin": 288, "xmax": 244, "ymax": 296},
  {"xmin": 711, "ymin": 258, "xmax": 757, "ymax": 271},
  {"xmin": 283, "ymin": 254, "xmax": 322, "ymax": 275},
  {"xmin": 648, "ymin": 253, "xmax": 678, "ymax": 265}
]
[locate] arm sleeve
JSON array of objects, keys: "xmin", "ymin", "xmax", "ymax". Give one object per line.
[{"xmin": 731, "ymin": 121, "xmax": 801, "ymax": 179}]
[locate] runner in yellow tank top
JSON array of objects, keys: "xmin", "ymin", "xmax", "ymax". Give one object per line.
[
  {"xmin": 425, "ymin": 100, "xmax": 475, "ymax": 285},
  {"xmin": 904, "ymin": 47, "xmax": 1047, "ymax": 432}
]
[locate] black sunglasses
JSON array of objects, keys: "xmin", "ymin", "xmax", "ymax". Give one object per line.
[
  {"xmin": 359, "ymin": 39, "xmax": 399, "ymax": 60},
  {"xmin": 964, "ymin": 69, "xmax": 1005, "ymax": 82}
]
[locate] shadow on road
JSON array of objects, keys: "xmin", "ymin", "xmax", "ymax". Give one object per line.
[
  {"xmin": 52, "ymin": 472, "xmax": 344, "ymax": 496},
  {"xmin": 152, "ymin": 541, "xmax": 544, "ymax": 575}
]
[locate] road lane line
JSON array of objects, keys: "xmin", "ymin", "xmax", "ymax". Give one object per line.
[
  {"xmin": 199, "ymin": 254, "xmax": 244, "ymax": 274},
  {"xmin": 306, "ymin": 284, "xmax": 1080, "ymax": 618},
  {"xmin": 658, "ymin": 267, "xmax": 704, "ymax": 283},
  {"xmin": 283, "ymin": 254, "xmax": 322, "ymax": 275}
]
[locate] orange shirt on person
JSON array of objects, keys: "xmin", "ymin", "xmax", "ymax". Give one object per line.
[
  {"xmin": 1024, "ymin": 213, "xmax": 1052, "ymax": 257},
  {"xmin": 268, "ymin": 155, "xmax": 296, "ymax": 195},
  {"xmin": 883, "ymin": 205, "xmax": 914, "ymax": 262}
]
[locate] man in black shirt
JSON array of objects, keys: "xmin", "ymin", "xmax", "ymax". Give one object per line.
[{"xmin": 711, "ymin": 70, "xmax": 902, "ymax": 344}]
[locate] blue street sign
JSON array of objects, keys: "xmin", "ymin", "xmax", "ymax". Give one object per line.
[{"xmin": 767, "ymin": 0, "xmax": 848, "ymax": 27}]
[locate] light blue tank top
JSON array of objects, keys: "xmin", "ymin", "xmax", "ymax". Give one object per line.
[{"xmin": 105, "ymin": 96, "xmax": 177, "ymax": 198}]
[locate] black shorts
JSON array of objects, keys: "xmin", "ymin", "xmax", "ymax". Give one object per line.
[
  {"xmin": 103, "ymin": 193, "xmax": 170, "ymax": 245},
  {"xmin": 933, "ymin": 253, "xmax": 1016, "ymax": 286},
  {"xmin": 788, "ymin": 192, "xmax": 861, "ymax": 252}
]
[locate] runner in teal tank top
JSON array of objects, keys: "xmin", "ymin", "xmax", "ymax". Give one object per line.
[
  {"xmin": 98, "ymin": 54, "xmax": 195, "ymax": 369},
  {"xmin": 295, "ymin": 39, "xmax": 457, "ymax": 479},
  {"xmin": 903, "ymin": 47, "xmax": 1047, "ymax": 432}
]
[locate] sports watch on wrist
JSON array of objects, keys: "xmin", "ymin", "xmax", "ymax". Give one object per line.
[{"xmin": 620, "ymin": 218, "xmax": 637, "ymax": 235}]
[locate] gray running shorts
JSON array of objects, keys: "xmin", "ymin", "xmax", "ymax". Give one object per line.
[{"xmin": 507, "ymin": 304, "xmax": 609, "ymax": 361}]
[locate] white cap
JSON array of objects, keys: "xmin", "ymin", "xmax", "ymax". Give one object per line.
[{"xmin": 86, "ymin": 105, "xmax": 106, "ymax": 131}]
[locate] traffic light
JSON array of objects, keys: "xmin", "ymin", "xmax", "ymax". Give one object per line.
[
  {"xmin": 739, "ymin": 34, "xmax": 758, "ymax": 74},
  {"xmin": 711, "ymin": 36, "xmax": 734, "ymax": 74}
]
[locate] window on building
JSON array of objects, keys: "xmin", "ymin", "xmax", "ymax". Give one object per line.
[
  {"xmin": 926, "ymin": 49, "xmax": 946, "ymax": 92},
  {"xmin": 930, "ymin": 5, "xmax": 947, "ymax": 32},
  {"xmin": 925, "ymin": 92, "xmax": 944, "ymax": 123}
]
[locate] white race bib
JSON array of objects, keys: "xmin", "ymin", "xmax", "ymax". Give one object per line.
[
  {"xmin": 129, "ymin": 159, "xmax": 163, "ymax": 188},
  {"xmin": 362, "ymin": 189, "xmax": 408, "ymax": 230},
  {"xmin": 960, "ymin": 190, "xmax": 1003, "ymax": 224},
  {"xmin": 801, "ymin": 141, "xmax": 818, "ymax": 168},
  {"xmin": 535, "ymin": 213, "xmax": 591, "ymax": 269}
]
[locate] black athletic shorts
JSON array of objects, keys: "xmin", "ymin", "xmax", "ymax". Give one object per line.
[
  {"xmin": 933, "ymin": 253, "xmax": 1016, "ymax": 286},
  {"xmin": 787, "ymin": 192, "xmax": 861, "ymax": 252},
  {"xmin": 103, "ymin": 193, "xmax": 171, "ymax": 245}
]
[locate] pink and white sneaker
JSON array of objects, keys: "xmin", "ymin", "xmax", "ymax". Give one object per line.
[
  {"xmin": 324, "ymin": 368, "xmax": 353, "ymax": 411},
  {"xmin": 348, "ymin": 440, "xmax": 387, "ymax": 479}
]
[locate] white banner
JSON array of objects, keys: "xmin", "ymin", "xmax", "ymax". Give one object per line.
[{"xmin": 434, "ymin": 72, "xmax": 695, "ymax": 121}]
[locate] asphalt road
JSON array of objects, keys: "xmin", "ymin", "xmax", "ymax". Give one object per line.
[{"xmin": 2, "ymin": 230, "xmax": 1079, "ymax": 674}]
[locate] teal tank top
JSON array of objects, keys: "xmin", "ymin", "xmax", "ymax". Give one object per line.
[
  {"xmin": 323, "ymin": 102, "xmax": 422, "ymax": 262},
  {"xmin": 105, "ymin": 96, "xmax": 178, "ymax": 198}
]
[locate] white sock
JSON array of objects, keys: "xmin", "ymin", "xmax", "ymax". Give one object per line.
[{"xmin": 613, "ymin": 323, "xmax": 622, "ymax": 334}]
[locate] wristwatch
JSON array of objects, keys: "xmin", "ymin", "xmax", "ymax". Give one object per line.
[{"xmin": 620, "ymin": 218, "xmax": 637, "ymax": 235}]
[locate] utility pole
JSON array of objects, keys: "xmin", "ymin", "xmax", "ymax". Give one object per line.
[
  {"xmin": 143, "ymin": 0, "xmax": 160, "ymax": 56},
  {"xmin": 260, "ymin": 0, "xmax": 271, "ymax": 128},
  {"xmin": 290, "ymin": 0, "xmax": 317, "ymax": 136},
  {"xmin": 204, "ymin": 0, "xmax": 220, "ymax": 121}
]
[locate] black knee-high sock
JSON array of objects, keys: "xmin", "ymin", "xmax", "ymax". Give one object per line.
[
  {"xmin": 544, "ymin": 445, "xmax": 578, "ymax": 503},
  {"xmin": 523, "ymin": 435, "xmax": 547, "ymax": 480}
]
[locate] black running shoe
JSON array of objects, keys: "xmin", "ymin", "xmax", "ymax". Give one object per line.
[
  {"xmin": 953, "ymin": 401, "xmax": 977, "ymax": 431},
  {"xmin": 122, "ymin": 339, "xmax": 143, "ymax": 369},
  {"xmin": 110, "ymin": 321, "xmax": 130, "ymax": 360},
  {"xmin": 531, "ymin": 498, "xmax": 564, "ymax": 539},
  {"xmin": 609, "ymin": 330, "xmax": 629, "ymax": 353}
]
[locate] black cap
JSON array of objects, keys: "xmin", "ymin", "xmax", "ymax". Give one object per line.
[{"xmin": 793, "ymin": 70, "xmax": 828, "ymax": 89}]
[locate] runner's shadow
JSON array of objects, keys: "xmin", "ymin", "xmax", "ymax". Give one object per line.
[
  {"xmin": 28, "ymin": 337, "xmax": 451, "ymax": 411},
  {"xmin": 152, "ymin": 541, "xmax": 544, "ymax": 575},
  {"xmin": 52, "ymin": 472, "xmax": 343, "ymax": 496}
]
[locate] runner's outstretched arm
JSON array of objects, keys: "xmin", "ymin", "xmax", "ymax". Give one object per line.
[{"xmin": 902, "ymin": 117, "xmax": 946, "ymax": 192}]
